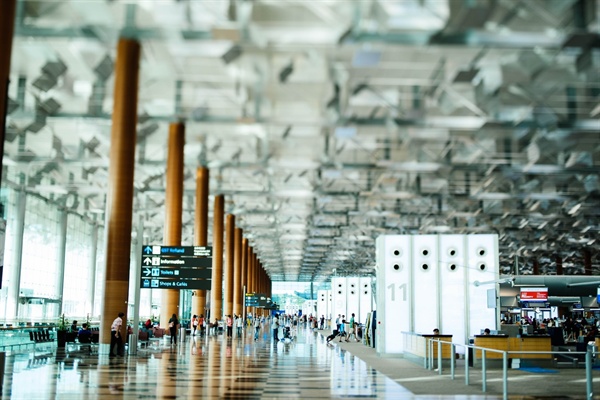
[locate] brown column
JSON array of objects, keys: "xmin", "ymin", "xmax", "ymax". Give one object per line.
[
  {"xmin": 556, "ymin": 255, "xmax": 563, "ymax": 275},
  {"xmin": 246, "ymin": 247, "xmax": 254, "ymax": 316},
  {"xmin": 193, "ymin": 167, "xmax": 209, "ymax": 319},
  {"xmin": 233, "ymin": 228, "xmax": 243, "ymax": 316},
  {"xmin": 224, "ymin": 214, "xmax": 235, "ymax": 318},
  {"xmin": 0, "ymin": 0, "xmax": 16, "ymax": 183},
  {"xmin": 160, "ymin": 122, "xmax": 185, "ymax": 328},
  {"xmin": 241, "ymin": 238, "xmax": 248, "ymax": 294},
  {"xmin": 210, "ymin": 195, "xmax": 224, "ymax": 322},
  {"xmin": 100, "ymin": 38, "xmax": 140, "ymax": 345},
  {"xmin": 584, "ymin": 249, "xmax": 592, "ymax": 275},
  {"xmin": 532, "ymin": 258, "xmax": 539, "ymax": 275}
]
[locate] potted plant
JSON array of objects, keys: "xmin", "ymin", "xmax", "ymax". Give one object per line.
[{"xmin": 56, "ymin": 314, "xmax": 68, "ymax": 348}]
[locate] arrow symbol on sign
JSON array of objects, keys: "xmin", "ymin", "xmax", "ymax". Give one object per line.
[
  {"xmin": 143, "ymin": 257, "xmax": 152, "ymax": 265},
  {"xmin": 144, "ymin": 268, "xmax": 151, "ymax": 276},
  {"xmin": 144, "ymin": 246, "xmax": 153, "ymax": 254}
]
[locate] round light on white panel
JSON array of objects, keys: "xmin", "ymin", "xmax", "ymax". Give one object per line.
[
  {"xmin": 477, "ymin": 248, "xmax": 486, "ymax": 257},
  {"xmin": 393, "ymin": 249, "xmax": 402, "ymax": 256},
  {"xmin": 421, "ymin": 263, "xmax": 429, "ymax": 271},
  {"xmin": 392, "ymin": 263, "xmax": 402, "ymax": 271},
  {"xmin": 449, "ymin": 263, "xmax": 457, "ymax": 271},
  {"xmin": 479, "ymin": 263, "xmax": 486, "ymax": 271},
  {"xmin": 422, "ymin": 248, "xmax": 430, "ymax": 256},
  {"xmin": 448, "ymin": 248, "xmax": 457, "ymax": 257}
]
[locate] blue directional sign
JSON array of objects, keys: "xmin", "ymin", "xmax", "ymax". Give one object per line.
[
  {"xmin": 142, "ymin": 278, "xmax": 211, "ymax": 290},
  {"xmin": 141, "ymin": 255, "xmax": 212, "ymax": 268},
  {"xmin": 142, "ymin": 245, "xmax": 212, "ymax": 257},
  {"xmin": 140, "ymin": 244, "xmax": 213, "ymax": 290},
  {"xmin": 141, "ymin": 267, "xmax": 212, "ymax": 279}
]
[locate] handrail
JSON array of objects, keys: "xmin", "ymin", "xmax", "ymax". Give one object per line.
[{"xmin": 423, "ymin": 337, "xmax": 594, "ymax": 400}]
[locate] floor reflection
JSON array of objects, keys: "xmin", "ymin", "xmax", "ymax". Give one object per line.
[{"xmin": 1, "ymin": 326, "xmax": 415, "ymax": 399}]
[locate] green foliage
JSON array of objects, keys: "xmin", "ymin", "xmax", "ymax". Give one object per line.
[{"xmin": 57, "ymin": 314, "xmax": 68, "ymax": 331}]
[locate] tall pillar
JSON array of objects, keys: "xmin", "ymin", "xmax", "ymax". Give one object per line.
[
  {"xmin": 160, "ymin": 122, "xmax": 185, "ymax": 328},
  {"xmin": 56, "ymin": 210, "xmax": 67, "ymax": 314},
  {"xmin": 584, "ymin": 249, "xmax": 592, "ymax": 275},
  {"xmin": 233, "ymin": 228, "xmax": 243, "ymax": 316},
  {"xmin": 241, "ymin": 238, "xmax": 248, "ymax": 294},
  {"xmin": 532, "ymin": 258, "xmax": 539, "ymax": 275},
  {"xmin": 556, "ymin": 255, "xmax": 563, "ymax": 275},
  {"xmin": 100, "ymin": 38, "xmax": 140, "ymax": 346},
  {"xmin": 87, "ymin": 225, "xmax": 98, "ymax": 317},
  {"xmin": 6, "ymin": 189, "xmax": 25, "ymax": 320},
  {"xmin": 209, "ymin": 195, "xmax": 224, "ymax": 322},
  {"xmin": 223, "ymin": 214, "xmax": 235, "ymax": 318},
  {"xmin": 193, "ymin": 167, "xmax": 209, "ymax": 319},
  {"xmin": 0, "ymin": 0, "xmax": 17, "ymax": 183}
]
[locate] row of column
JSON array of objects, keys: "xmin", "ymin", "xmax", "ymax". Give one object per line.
[{"xmin": 98, "ymin": 38, "xmax": 271, "ymax": 344}]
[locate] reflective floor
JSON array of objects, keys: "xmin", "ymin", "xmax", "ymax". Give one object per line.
[
  {"xmin": 2, "ymin": 326, "xmax": 415, "ymax": 399},
  {"xmin": 2, "ymin": 326, "xmax": 598, "ymax": 399}
]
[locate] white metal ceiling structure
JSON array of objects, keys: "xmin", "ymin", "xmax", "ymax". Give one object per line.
[{"xmin": 4, "ymin": 0, "xmax": 600, "ymax": 282}]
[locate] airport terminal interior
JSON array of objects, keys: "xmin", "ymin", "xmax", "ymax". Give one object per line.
[{"xmin": 0, "ymin": 0, "xmax": 599, "ymax": 398}]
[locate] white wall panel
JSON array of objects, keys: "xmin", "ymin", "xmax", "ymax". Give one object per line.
[
  {"xmin": 412, "ymin": 235, "xmax": 438, "ymax": 334},
  {"xmin": 439, "ymin": 235, "xmax": 467, "ymax": 348},
  {"xmin": 466, "ymin": 234, "xmax": 498, "ymax": 337},
  {"xmin": 317, "ymin": 290, "xmax": 327, "ymax": 321},
  {"xmin": 331, "ymin": 277, "xmax": 347, "ymax": 321},
  {"xmin": 327, "ymin": 290, "xmax": 332, "ymax": 321},
  {"xmin": 376, "ymin": 235, "xmax": 411, "ymax": 355},
  {"xmin": 358, "ymin": 276, "xmax": 372, "ymax": 323},
  {"xmin": 346, "ymin": 276, "xmax": 360, "ymax": 322}
]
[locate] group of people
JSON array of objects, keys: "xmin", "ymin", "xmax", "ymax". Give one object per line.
[{"xmin": 327, "ymin": 313, "xmax": 359, "ymax": 343}]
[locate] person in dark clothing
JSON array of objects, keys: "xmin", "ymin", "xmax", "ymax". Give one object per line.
[{"xmin": 169, "ymin": 313, "xmax": 179, "ymax": 345}]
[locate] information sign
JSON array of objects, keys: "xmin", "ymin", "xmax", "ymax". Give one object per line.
[
  {"xmin": 140, "ymin": 244, "xmax": 213, "ymax": 290},
  {"xmin": 142, "ymin": 245, "xmax": 212, "ymax": 257}
]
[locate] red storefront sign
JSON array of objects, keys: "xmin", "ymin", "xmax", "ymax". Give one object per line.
[{"xmin": 520, "ymin": 287, "xmax": 548, "ymax": 301}]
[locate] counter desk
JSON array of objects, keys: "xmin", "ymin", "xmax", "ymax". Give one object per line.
[
  {"xmin": 402, "ymin": 332, "xmax": 453, "ymax": 367},
  {"xmin": 474, "ymin": 334, "xmax": 551, "ymax": 360}
]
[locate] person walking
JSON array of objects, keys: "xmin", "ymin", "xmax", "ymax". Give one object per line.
[
  {"xmin": 168, "ymin": 313, "xmax": 179, "ymax": 345},
  {"xmin": 254, "ymin": 316, "xmax": 261, "ymax": 341},
  {"xmin": 191, "ymin": 315, "xmax": 198, "ymax": 336},
  {"xmin": 272, "ymin": 314, "xmax": 280, "ymax": 342},
  {"xmin": 110, "ymin": 312, "xmax": 125, "ymax": 357},
  {"xmin": 226, "ymin": 315, "xmax": 233, "ymax": 338},
  {"xmin": 338, "ymin": 315, "xmax": 346, "ymax": 342},
  {"xmin": 236, "ymin": 315, "xmax": 243, "ymax": 337}
]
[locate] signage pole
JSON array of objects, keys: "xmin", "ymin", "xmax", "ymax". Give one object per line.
[
  {"xmin": 131, "ymin": 216, "xmax": 143, "ymax": 355},
  {"xmin": 242, "ymin": 285, "xmax": 246, "ymax": 328}
]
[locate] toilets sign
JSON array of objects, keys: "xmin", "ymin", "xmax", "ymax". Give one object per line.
[{"xmin": 139, "ymin": 245, "xmax": 212, "ymax": 290}]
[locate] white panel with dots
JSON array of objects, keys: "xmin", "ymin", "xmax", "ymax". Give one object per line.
[
  {"xmin": 412, "ymin": 235, "xmax": 439, "ymax": 333},
  {"xmin": 466, "ymin": 234, "xmax": 498, "ymax": 337},
  {"xmin": 317, "ymin": 290, "xmax": 328, "ymax": 322},
  {"xmin": 331, "ymin": 277, "xmax": 347, "ymax": 321},
  {"xmin": 358, "ymin": 276, "xmax": 372, "ymax": 323},
  {"xmin": 439, "ymin": 234, "xmax": 467, "ymax": 347},
  {"xmin": 327, "ymin": 290, "xmax": 332, "ymax": 321},
  {"xmin": 376, "ymin": 235, "xmax": 411, "ymax": 355},
  {"xmin": 347, "ymin": 276, "xmax": 360, "ymax": 322}
]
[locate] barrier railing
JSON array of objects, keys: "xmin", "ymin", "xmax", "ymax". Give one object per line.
[{"xmin": 425, "ymin": 337, "xmax": 594, "ymax": 400}]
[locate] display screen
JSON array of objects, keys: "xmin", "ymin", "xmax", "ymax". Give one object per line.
[{"xmin": 520, "ymin": 287, "xmax": 548, "ymax": 301}]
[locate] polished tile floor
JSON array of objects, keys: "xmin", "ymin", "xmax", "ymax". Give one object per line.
[
  {"xmin": 2, "ymin": 326, "xmax": 415, "ymax": 399},
  {"xmin": 1, "ymin": 326, "xmax": 598, "ymax": 399}
]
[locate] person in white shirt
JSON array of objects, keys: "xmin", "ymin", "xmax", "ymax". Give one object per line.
[
  {"xmin": 110, "ymin": 312, "xmax": 124, "ymax": 357},
  {"xmin": 272, "ymin": 314, "xmax": 280, "ymax": 342},
  {"xmin": 254, "ymin": 317, "xmax": 261, "ymax": 341}
]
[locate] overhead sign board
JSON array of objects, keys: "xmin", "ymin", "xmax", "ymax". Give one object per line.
[
  {"xmin": 142, "ymin": 256, "xmax": 212, "ymax": 268},
  {"xmin": 141, "ymin": 267, "xmax": 212, "ymax": 279},
  {"xmin": 140, "ymin": 244, "xmax": 213, "ymax": 290},
  {"xmin": 140, "ymin": 278, "xmax": 211, "ymax": 290},
  {"xmin": 142, "ymin": 245, "xmax": 212, "ymax": 257},
  {"xmin": 520, "ymin": 287, "xmax": 548, "ymax": 301}
]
